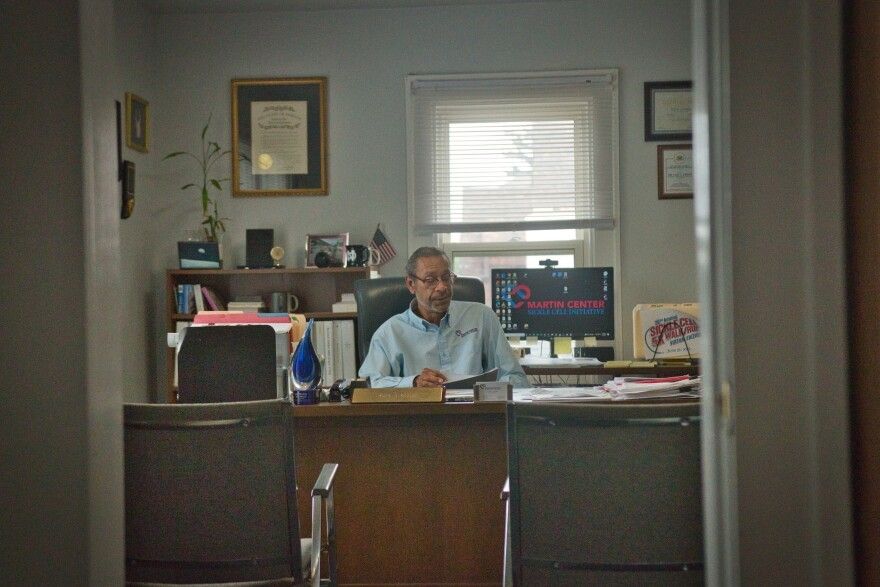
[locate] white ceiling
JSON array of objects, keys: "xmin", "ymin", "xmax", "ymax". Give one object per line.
[{"xmin": 148, "ymin": 0, "xmax": 543, "ymax": 14}]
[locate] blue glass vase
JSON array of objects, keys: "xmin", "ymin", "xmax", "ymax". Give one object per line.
[{"xmin": 290, "ymin": 319, "xmax": 322, "ymax": 404}]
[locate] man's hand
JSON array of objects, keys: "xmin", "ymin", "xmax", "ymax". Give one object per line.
[{"xmin": 414, "ymin": 368, "xmax": 447, "ymax": 387}]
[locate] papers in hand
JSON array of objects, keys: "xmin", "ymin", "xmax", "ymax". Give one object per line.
[{"xmin": 442, "ymin": 368, "xmax": 498, "ymax": 389}]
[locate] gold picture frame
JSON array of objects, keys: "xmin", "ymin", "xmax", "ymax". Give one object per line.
[
  {"xmin": 231, "ymin": 77, "xmax": 328, "ymax": 197},
  {"xmin": 125, "ymin": 92, "xmax": 149, "ymax": 153}
]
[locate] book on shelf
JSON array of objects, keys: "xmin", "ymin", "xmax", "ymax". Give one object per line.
[
  {"xmin": 200, "ymin": 285, "xmax": 225, "ymax": 311},
  {"xmin": 334, "ymin": 320, "xmax": 357, "ymax": 380},
  {"xmin": 176, "ymin": 284, "xmax": 197, "ymax": 314},
  {"xmin": 193, "ymin": 284, "xmax": 205, "ymax": 312},
  {"xmin": 307, "ymin": 319, "xmax": 357, "ymax": 383}
]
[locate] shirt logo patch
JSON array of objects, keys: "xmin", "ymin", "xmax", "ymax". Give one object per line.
[{"xmin": 456, "ymin": 327, "xmax": 478, "ymax": 337}]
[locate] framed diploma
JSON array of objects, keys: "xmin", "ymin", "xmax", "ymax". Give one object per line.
[
  {"xmin": 657, "ymin": 144, "xmax": 693, "ymax": 199},
  {"xmin": 231, "ymin": 77, "xmax": 328, "ymax": 196},
  {"xmin": 644, "ymin": 81, "xmax": 692, "ymax": 142}
]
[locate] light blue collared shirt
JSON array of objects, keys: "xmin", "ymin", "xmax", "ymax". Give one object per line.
[{"xmin": 358, "ymin": 300, "xmax": 529, "ymax": 388}]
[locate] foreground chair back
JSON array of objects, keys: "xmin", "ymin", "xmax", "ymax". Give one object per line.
[
  {"xmin": 506, "ymin": 401, "xmax": 703, "ymax": 585},
  {"xmin": 124, "ymin": 399, "xmax": 338, "ymax": 586},
  {"xmin": 353, "ymin": 275, "xmax": 485, "ymax": 362},
  {"xmin": 177, "ymin": 324, "xmax": 278, "ymax": 402}
]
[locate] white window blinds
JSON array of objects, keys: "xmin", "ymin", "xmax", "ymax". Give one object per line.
[{"xmin": 407, "ymin": 71, "xmax": 618, "ymax": 234}]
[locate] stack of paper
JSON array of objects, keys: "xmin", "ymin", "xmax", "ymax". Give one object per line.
[
  {"xmin": 520, "ymin": 356, "xmax": 602, "ymax": 367},
  {"xmin": 601, "ymin": 375, "xmax": 701, "ymax": 399},
  {"xmin": 528, "ymin": 387, "xmax": 611, "ymax": 402}
]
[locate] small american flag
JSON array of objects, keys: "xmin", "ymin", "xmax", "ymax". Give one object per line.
[{"xmin": 369, "ymin": 224, "xmax": 397, "ymax": 265}]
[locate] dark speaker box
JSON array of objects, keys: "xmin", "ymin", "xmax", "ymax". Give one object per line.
[
  {"xmin": 574, "ymin": 346, "xmax": 615, "ymax": 361},
  {"xmin": 246, "ymin": 229, "xmax": 274, "ymax": 269}
]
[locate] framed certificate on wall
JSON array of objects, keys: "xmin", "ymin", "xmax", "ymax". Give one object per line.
[
  {"xmin": 644, "ymin": 81, "xmax": 692, "ymax": 142},
  {"xmin": 231, "ymin": 77, "xmax": 328, "ymax": 196},
  {"xmin": 657, "ymin": 144, "xmax": 693, "ymax": 199}
]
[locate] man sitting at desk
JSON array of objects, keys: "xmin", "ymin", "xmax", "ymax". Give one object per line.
[{"xmin": 358, "ymin": 247, "xmax": 529, "ymax": 388}]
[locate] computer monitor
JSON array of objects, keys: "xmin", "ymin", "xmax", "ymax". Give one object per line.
[{"xmin": 491, "ymin": 267, "xmax": 614, "ymax": 340}]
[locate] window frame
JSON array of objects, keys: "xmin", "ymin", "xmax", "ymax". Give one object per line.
[
  {"xmin": 405, "ymin": 69, "xmax": 620, "ymax": 235},
  {"xmin": 404, "ymin": 70, "xmax": 622, "ymax": 356}
]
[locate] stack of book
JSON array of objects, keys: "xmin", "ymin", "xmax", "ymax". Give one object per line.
[
  {"xmin": 175, "ymin": 284, "xmax": 226, "ymax": 313},
  {"xmin": 228, "ymin": 296, "xmax": 265, "ymax": 312},
  {"xmin": 331, "ymin": 293, "xmax": 357, "ymax": 313}
]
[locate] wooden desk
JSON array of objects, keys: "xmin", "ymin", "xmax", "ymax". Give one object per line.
[{"xmin": 292, "ymin": 402, "xmax": 507, "ymax": 586}]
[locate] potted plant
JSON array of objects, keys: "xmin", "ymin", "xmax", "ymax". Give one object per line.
[{"xmin": 163, "ymin": 114, "xmax": 231, "ymax": 242}]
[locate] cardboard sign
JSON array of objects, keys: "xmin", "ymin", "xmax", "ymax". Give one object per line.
[{"xmin": 632, "ymin": 303, "xmax": 701, "ymax": 360}]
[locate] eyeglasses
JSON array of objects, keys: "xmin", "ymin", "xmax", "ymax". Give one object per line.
[{"xmin": 409, "ymin": 272, "xmax": 456, "ymax": 288}]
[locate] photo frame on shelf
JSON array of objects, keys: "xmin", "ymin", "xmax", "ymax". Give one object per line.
[
  {"xmin": 306, "ymin": 233, "xmax": 349, "ymax": 268},
  {"xmin": 657, "ymin": 144, "xmax": 693, "ymax": 199},
  {"xmin": 232, "ymin": 77, "xmax": 328, "ymax": 196},
  {"xmin": 125, "ymin": 92, "xmax": 149, "ymax": 152},
  {"xmin": 644, "ymin": 81, "xmax": 692, "ymax": 141}
]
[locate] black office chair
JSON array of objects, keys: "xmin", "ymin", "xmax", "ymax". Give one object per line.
[
  {"xmin": 505, "ymin": 401, "xmax": 703, "ymax": 586},
  {"xmin": 353, "ymin": 275, "xmax": 485, "ymax": 362},
  {"xmin": 177, "ymin": 325, "xmax": 278, "ymax": 402},
  {"xmin": 124, "ymin": 399, "xmax": 339, "ymax": 586}
]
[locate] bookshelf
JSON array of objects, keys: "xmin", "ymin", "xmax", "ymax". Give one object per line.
[{"xmin": 165, "ymin": 266, "xmax": 371, "ymax": 402}]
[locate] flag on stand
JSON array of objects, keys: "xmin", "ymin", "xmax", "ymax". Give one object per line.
[{"xmin": 369, "ymin": 224, "xmax": 397, "ymax": 266}]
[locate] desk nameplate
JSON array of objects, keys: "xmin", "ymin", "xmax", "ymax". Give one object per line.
[{"xmin": 351, "ymin": 386, "xmax": 444, "ymax": 403}]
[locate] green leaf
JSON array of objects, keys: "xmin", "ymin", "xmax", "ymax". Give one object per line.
[
  {"xmin": 210, "ymin": 179, "xmax": 222, "ymax": 191},
  {"xmin": 201, "ymin": 114, "xmax": 212, "ymax": 140},
  {"xmin": 163, "ymin": 151, "xmax": 187, "ymax": 160},
  {"xmin": 180, "ymin": 183, "xmax": 195, "ymax": 190}
]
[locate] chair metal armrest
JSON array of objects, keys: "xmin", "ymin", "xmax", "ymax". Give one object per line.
[
  {"xmin": 312, "ymin": 463, "xmax": 338, "ymax": 497},
  {"xmin": 501, "ymin": 476, "xmax": 512, "ymax": 587},
  {"xmin": 311, "ymin": 463, "xmax": 339, "ymax": 587}
]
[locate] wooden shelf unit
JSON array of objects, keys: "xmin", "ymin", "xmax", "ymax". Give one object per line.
[{"xmin": 165, "ymin": 266, "xmax": 371, "ymax": 402}]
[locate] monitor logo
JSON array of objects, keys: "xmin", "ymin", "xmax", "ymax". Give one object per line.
[{"xmin": 508, "ymin": 283, "xmax": 531, "ymax": 309}]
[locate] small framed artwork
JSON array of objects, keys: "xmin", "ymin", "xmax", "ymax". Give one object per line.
[
  {"xmin": 306, "ymin": 233, "xmax": 349, "ymax": 268},
  {"xmin": 657, "ymin": 144, "xmax": 693, "ymax": 199},
  {"xmin": 125, "ymin": 92, "xmax": 149, "ymax": 152},
  {"xmin": 232, "ymin": 77, "xmax": 328, "ymax": 197},
  {"xmin": 644, "ymin": 81, "xmax": 692, "ymax": 141}
]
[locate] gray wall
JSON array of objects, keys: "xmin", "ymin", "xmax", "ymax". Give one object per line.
[
  {"xmin": 116, "ymin": 0, "xmax": 161, "ymax": 402},
  {"xmin": 1, "ymin": 0, "xmax": 124, "ymax": 582},
  {"xmin": 122, "ymin": 0, "xmax": 694, "ymax": 396}
]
